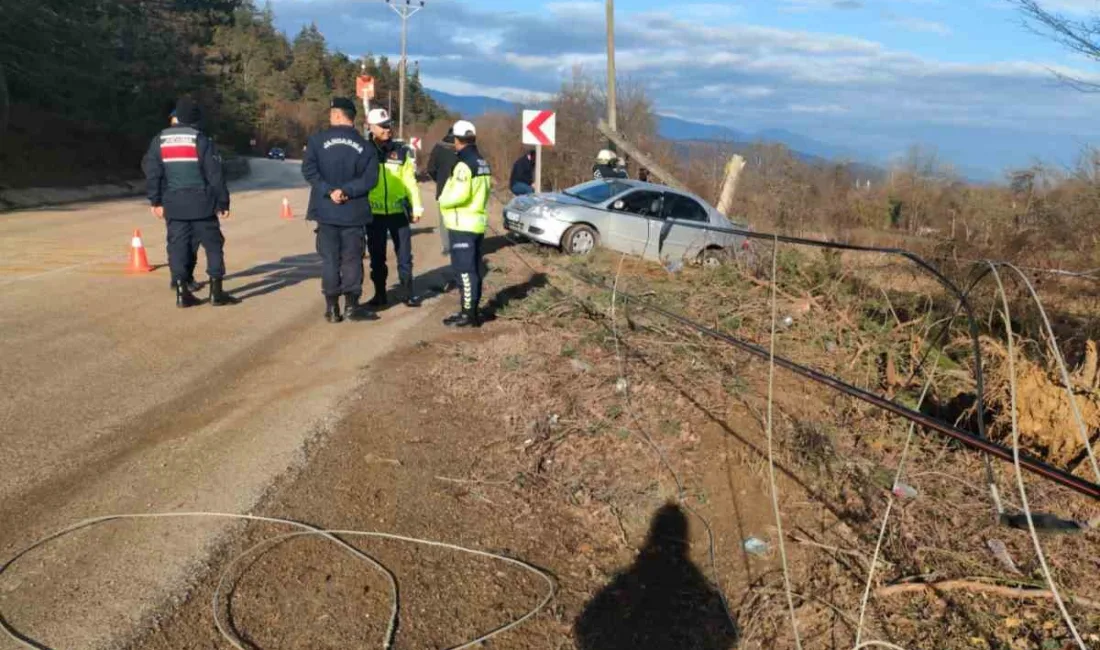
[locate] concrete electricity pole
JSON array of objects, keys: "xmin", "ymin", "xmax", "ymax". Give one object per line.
[
  {"xmin": 385, "ymin": 0, "xmax": 425, "ymax": 141},
  {"xmin": 605, "ymin": 0, "xmax": 617, "ymax": 150}
]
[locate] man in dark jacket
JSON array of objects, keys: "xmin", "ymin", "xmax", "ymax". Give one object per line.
[
  {"xmin": 165, "ymin": 107, "xmax": 201, "ymax": 294},
  {"xmin": 142, "ymin": 97, "xmax": 238, "ymax": 308},
  {"xmin": 302, "ymin": 97, "xmax": 379, "ymax": 323},
  {"xmin": 510, "ymin": 149, "xmax": 536, "ymax": 195},
  {"xmin": 593, "ymin": 149, "xmax": 628, "ymax": 180},
  {"xmin": 426, "ymin": 128, "xmax": 458, "ymax": 255}
]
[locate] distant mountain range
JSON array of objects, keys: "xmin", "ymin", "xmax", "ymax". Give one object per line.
[
  {"xmin": 427, "ymin": 89, "xmax": 522, "ymax": 118},
  {"xmin": 426, "ymin": 88, "xmax": 881, "ymax": 178}
]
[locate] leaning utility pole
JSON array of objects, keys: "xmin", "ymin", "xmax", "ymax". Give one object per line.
[
  {"xmin": 605, "ymin": 0, "xmax": 617, "ymax": 151},
  {"xmin": 385, "ymin": 0, "xmax": 425, "ymax": 141}
]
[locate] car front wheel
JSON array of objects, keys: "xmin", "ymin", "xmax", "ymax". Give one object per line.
[
  {"xmin": 562, "ymin": 224, "xmax": 598, "ymax": 255},
  {"xmin": 699, "ymin": 248, "xmax": 724, "ymax": 268}
]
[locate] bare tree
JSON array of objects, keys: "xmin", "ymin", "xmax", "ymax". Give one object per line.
[{"xmin": 1012, "ymin": 0, "xmax": 1100, "ymax": 91}]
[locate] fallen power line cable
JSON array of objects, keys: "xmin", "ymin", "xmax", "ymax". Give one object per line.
[
  {"xmin": 0, "ymin": 512, "xmax": 556, "ymax": 650},
  {"xmin": 490, "ymin": 214, "xmax": 739, "ymax": 633},
  {"xmin": 989, "ymin": 263, "xmax": 1088, "ymax": 650},
  {"xmin": 560, "ymin": 265, "xmax": 1100, "ymax": 501}
]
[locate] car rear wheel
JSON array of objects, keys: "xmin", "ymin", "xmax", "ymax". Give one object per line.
[{"xmin": 562, "ymin": 224, "xmax": 598, "ymax": 255}]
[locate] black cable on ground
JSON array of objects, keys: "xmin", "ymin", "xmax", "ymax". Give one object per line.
[{"xmin": 560, "ymin": 265, "xmax": 1100, "ymax": 502}]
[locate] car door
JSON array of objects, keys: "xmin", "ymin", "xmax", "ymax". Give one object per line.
[
  {"xmin": 605, "ymin": 190, "xmax": 665, "ymax": 258},
  {"xmin": 651, "ymin": 192, "xmax": 711, "ymax": 262}
]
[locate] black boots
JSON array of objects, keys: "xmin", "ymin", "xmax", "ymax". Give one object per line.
[
  {"xmin": 343, "ymin": 293, "xmax": 377, "ymax": 321},
  {"xmin": 401, "ymin": 277, "xmax": 422, "ymax": 308},
  {"xmin": 447, "ymin": 308, "xmax": 481, "ymax": 328},
  {"xmin": 325, "ymin": 295, "xmax": 377, "ymax": 323},
  {"xmin": 324, "ymin": 295, "xmax": 343, "ymax": 323},
  {"xmin": 210, "ymin": 277, "xmax": 240, "ymax": 306},
  {"xmin": 367, "ymin": 281, "xmax": 387, "ymax": 307},
  {"xmin": 176, "ymin": 280, "xmax": 201, "ymax": 308},
  {"xmin": 176, "ymin": 278, "xmax": 235, "ymax": 307},
  {"xmin": 170, "ymin": 278, "xmax": 202, "ymax": 292}
]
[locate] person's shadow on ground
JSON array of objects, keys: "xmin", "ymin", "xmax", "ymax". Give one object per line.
[{"xmin": 573, "ymin": 503, "xmax": 739, "ymax": 650}]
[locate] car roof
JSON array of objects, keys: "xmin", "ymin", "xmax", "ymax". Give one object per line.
[{"xmin": 606, "ymin": 178, "xmax": 713, "ymax": 205}]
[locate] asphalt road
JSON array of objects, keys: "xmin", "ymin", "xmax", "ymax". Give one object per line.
[{"xmin": 0, "ymin": 158, "xmax": 456, "ymax": 649}]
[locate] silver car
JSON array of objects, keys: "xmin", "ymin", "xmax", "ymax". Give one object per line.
[{"xmin": 503, "ymin": 179, "xmax": 751, "ymax": 266}]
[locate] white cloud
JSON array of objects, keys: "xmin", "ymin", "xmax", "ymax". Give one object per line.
[
  {"xmin": 269, "ymin": 0, "xmax": 1100, "ymax": 170},
  {"xmin": 886, "ymin": 15, "xmax": 953, "ymax": 35},
  {"xmin": 419, "ymin": 75, "xmax": 553, "ymax": 102},
  {"xmin": 789, "ymin": 103, "xmax": 850, "ymax": 113},
  {"xmin": 779, "ymin": 0, "xmax": 865, "ymax": 12},
  {"xmin": 697, "ymin": 84, "xmax": 776, "ymax": 98}
]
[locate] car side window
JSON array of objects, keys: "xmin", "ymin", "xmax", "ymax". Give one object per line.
[
  {"xmin": 662, "ymin": 193, "xmax": 709, "ymax": 223},
  {"xmin": 609, "ymin": 191, "xmax": 664, "ymax": 217}
]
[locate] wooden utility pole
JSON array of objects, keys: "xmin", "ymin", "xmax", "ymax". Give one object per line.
[
  {"xmin": 715, "ymin": 155, "xmax": 746, "ymax": 216},
  {"xmin": 386, "ymin": 0, "xmax": 425, "ymax": 141},
  {"xmin": 597, "ymin": 120, "xmax": 688, "ymax": 192},
  {"xmin": 605, "ymin": 0, "xmax": 617, "ymax": 151}
]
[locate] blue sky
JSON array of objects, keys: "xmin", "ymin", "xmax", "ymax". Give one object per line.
[{"xmin": 270, "ymin": 0, "xmax": 1100, "ymax": 178}]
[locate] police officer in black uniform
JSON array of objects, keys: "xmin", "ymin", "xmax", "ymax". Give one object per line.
[
  {"xmin": 302, "ymin": 97, "xmax": 379, "ymax": 323},
  {"xmin": 165, "ymin": 107, "xmax": 202, "ymax": 294},
  {"xmin": 142, "ymin": 97, "xmax": 239, "ymax": 308}
]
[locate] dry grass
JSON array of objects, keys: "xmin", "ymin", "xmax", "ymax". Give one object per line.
[{"xmin": 447, "ymin": 235, "xmax": 1100, "ymax": 649}]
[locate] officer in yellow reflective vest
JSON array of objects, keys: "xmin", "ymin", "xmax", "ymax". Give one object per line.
[
  {"xmin": 438, "ymin": 119, "xmax": 491, "ymax": 328},
  {"xmin": 365, "ymin": 108, "xmax": 424, "ymax": 308}
]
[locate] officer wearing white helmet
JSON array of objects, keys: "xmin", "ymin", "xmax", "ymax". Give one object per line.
[
  {"xmin": 365, "ymin": 108, "xmax": 424, "ymax": 308},
  {"xmin": 437, "ymin": 119, "xmax": 492, "ymax": 327},
  {"xmin": 593, "ymin": 149, "xmax": 628, "ymax": 180}
]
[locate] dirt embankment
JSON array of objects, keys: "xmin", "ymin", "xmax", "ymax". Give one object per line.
[{"xmin": 117, "ymin": 239, "xmax": 1100, "ymax": 650}]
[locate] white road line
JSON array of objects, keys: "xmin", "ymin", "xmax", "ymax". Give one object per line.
[{"xmin": 0, "ymin": 258, "xmax": 117, "ymax": 288}]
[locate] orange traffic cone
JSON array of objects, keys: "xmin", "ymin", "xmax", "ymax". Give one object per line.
[
  {"xmin": 128, "ymin": 229, "xmax": 153, "ymax": 273},
  {"xmin": 280, "ymin": 196, "xmax": 293, "ymax": 220}
]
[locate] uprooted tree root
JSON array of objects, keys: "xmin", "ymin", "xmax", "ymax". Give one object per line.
[{"xmin": 981, "ymin": 337, "xmax": 1100, "ymax": 466}]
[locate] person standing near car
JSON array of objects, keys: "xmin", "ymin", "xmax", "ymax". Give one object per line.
[
  {"xmin": 426, "ymin": 127, "xmax": 458, "ymax": 256},
  {"xmin": 302, "ymin": 97, "xmax": 379, "ymax": 323},
  {"xmin": 438, "ymin": 120, "xmax": 491, "ymax": 328},
  {"xmin": 365, "ymin": 108, "xmax": 424, "ymax": 308},
  {"xmin": 593, "ymin": 149, "xmax": 628, "ymax": 180},
  {"xmin": 510, "ymin": 149, "xmax": 536, "ymax": 195},
  {"xmin": 142, "ymin": 97, "xmax": 239, "ymax": 308}
]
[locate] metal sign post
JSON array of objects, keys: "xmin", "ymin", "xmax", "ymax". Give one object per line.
[
  {"xmin": 522, "ymin": 109, "xmax": 556, "ymax": 194},
  {"xmin": 385, "ymin": 0, "xmax": 425, "ymax": 142},
  {"xmin": 535, "ymin": 145, "xmax": 542, "ymax": 194},
  {"xmin": 357, "ymin": 74, "xmax": 375, "ymax": 136}
]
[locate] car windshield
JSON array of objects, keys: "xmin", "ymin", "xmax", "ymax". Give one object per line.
[{"xmin": 563, "ymin": 180, "xmax": 632, "ymax": 204}]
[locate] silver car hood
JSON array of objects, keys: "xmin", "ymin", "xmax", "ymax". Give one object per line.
[
  {"xmin": 510, "ymin": 192, "xmax": 591, "ymax": 212},
  {"xmin": 540, "ymin": 192, "xmax": 592, "ymax": 207}
]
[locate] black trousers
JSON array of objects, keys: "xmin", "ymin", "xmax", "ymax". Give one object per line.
[
  {"xmin": 366, "ymin": 212, "xmax": 413, "ymax": 290},
  {"xmin": 449, "ymin": 230, "xmax": 484, "ymax": 311},
  {"xmin": 167, "ymin": 218, "xmax": 224, "ymax": 283},
  {"xmin": 315, "ymin": 223, "xmax": 366, "ymax": 297},
  {"xmin": 167, "ymin": 230, "xmax": 200, "ymax": 281}
]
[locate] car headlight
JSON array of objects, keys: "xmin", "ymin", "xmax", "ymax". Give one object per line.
[{"xmin": 530, "ymin": 204, "xmax": 561, "ymax": 219}]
